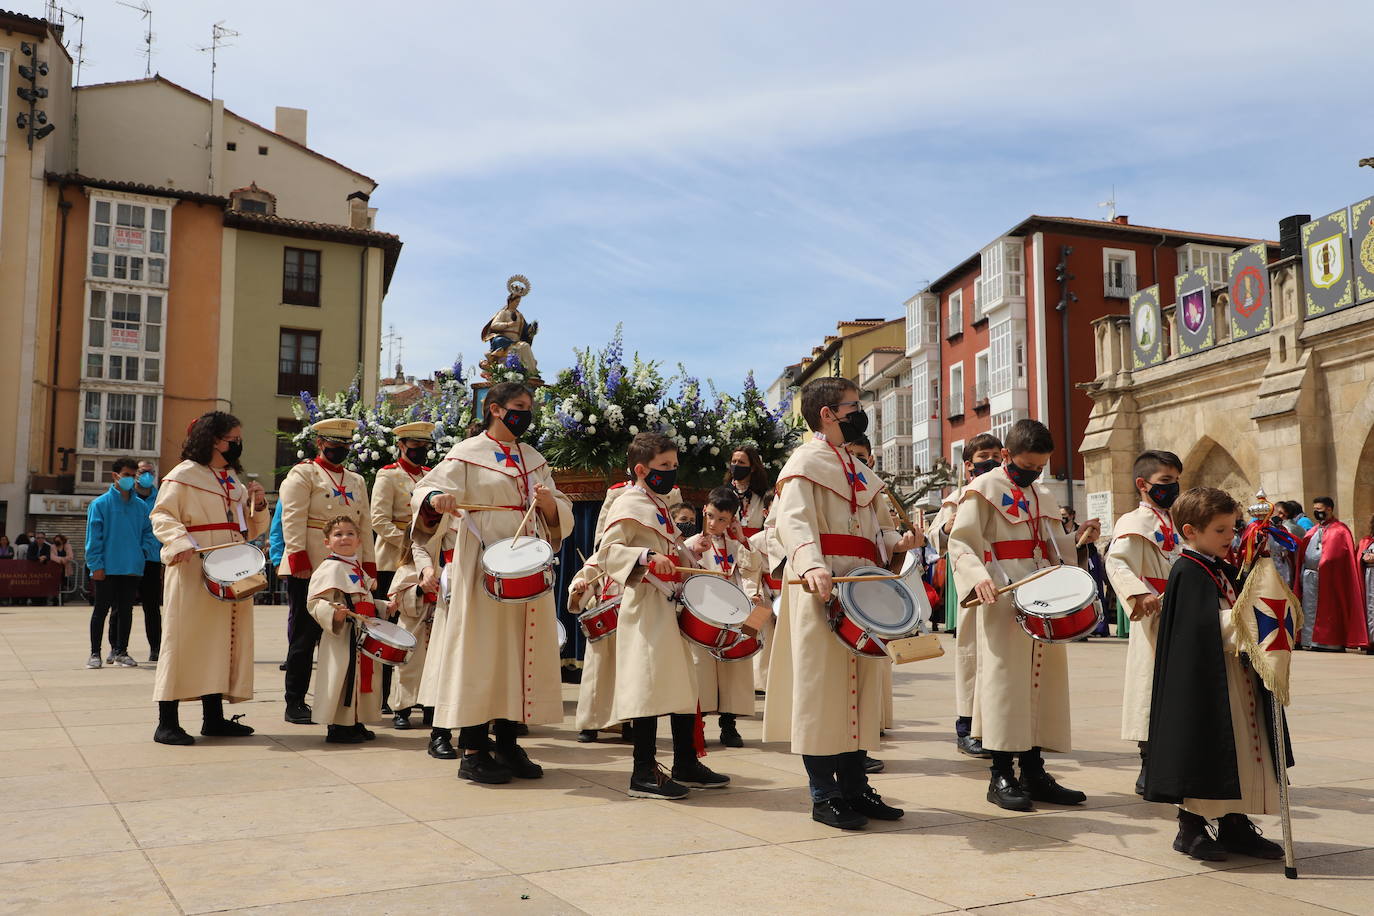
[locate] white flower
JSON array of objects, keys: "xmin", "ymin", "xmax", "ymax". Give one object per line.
[
  {"xmin": 644, "ymin": 404, "xmax": 660, "ymax": 417},
  {"xmin": 296, "ymin": 450, "xmax": 305, "ymax": 459},
  {"xmin": 689, "ymin": 435, "xmax": 699, "ymax": 445},
  {"xmin": 674, "ymin": 436, "xmax": 686, "ymax": 448},
  {"xmin": 588, "ymin": 414, "xmax": 598, "ymax": 424},
  {"xmin": 573, "ymin": 411, "xmax": 584, "ymax": 422},
  {"xmin": 667, "ymin": 426, "xmax": 677, "ymax": 437},
  {"xmin": 710, "ymin": 446, "xmax": 720, "ymax": 455},
  {"xmin": 629, "ymin": 425, "xmax": 639, "ymax": 435},
  {"xmin": 586, "ymin": 425, "xmax": 597, "ymax": 435}
]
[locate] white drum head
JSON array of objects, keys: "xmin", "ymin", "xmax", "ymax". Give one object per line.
[
  {"xmin": 557, "ymin": 617, "xmax": 568, "ymax": 649},
  {"xmin": 363, "ymin": 617, "xmax": 418, "ymax": 650},
  {"xmin": 839, "ymin": 565, "xmax": 920, "ymax": 637},
  {"xmin": 1014, "ymin": 566, "xmax": 1097, "ymax": 617},
  {"xmin": 680, "ymin": 576, "xmax": 751, "ymax": 625},
  {"xmin": 202, "ymin": 544, "xmax": 265, "ymax": 580},
  {"xmin": 483, "ymin": 537, "xmax": 554, "ymax": 576}
]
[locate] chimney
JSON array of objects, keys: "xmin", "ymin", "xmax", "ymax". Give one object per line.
[
  {"xmin": 1113, "ymin": 215, "xmax": 1130, "ymax": 225},
  {"xmin": 274, "ymin": 106, "xmax": 308, "ymax": 146},
  {"xmin": 347, "ymin": 190, "xmax": 372, "ymax": 229}
]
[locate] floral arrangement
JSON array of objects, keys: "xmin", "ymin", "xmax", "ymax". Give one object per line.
[
  {"xmin": 657, "ymin": 368, "xmax": 726, "ymax": 488},
  {"xmin": 717, "ymin": 370, "xmax": 803, "ymax": 475}
]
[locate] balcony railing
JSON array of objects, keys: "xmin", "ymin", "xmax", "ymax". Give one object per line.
[
  {"xmin": 948, "ymin": 394, "xmax": 964, "ymax": 417},
  {"xmin": 278, "ymin": 360, "xmax": 320, "ymax": 396},
  {"xmin": 1104, "ymin": 272, "xmax": 1138, "ymax": 298},
  {"xmin": 973, "ymin": 380, "xmax": 989, "ymax": 407}
]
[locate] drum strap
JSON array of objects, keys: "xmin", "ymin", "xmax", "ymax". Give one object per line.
[
  {"xmin": 341, "ymin": 594, "xmax": 358, "ymax": 708},
  {"xmin": 187, "ymin": 523, "xmax": 239, "ymax": 534}
]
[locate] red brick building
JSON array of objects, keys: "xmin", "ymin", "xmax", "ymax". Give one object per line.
[{"xmin": 906, "ymin": 215, "xmax": 1275, "ymax": 510}]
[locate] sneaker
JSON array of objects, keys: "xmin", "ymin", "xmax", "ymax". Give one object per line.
[
  {"xmin": 846, "ymin": 788, "xmax": 904, "ymax": 821},
  {"xmin": 1218, "ymin": 814, "xmax": 1284, "ymax": 859},
  {"xmin": 987, "ymin": 772, "xmax": 1034, "ymax": 811},
  {"xmin": 201, "ymin": 715, "xmax": 255, "ymax": 737},
  {"xmin": 284, "ymin": 701, "xmax": 315, "ymax": 725},
  {"xmin": 719, "ymin": 722, "xmax": 744, "ymax": 748},
  {"xmin": 105, "ymin": 652, "xmax": 115, "ymax": 665},
  {"xmin": 1174, "ymin": 821, "xmax": 1228, "ymax": 861},
  {"xmin": 1022, "ymin": 770, "xmax": 1087, "ymax": 806},
  {"xmin": 670, "ymin": 759, "xmax": 730, "ymax": 789},
  {"xmin": 458, "ymin": 750, "xmax": 513, "ymax": 785},
  {"xmin": 86, "ymin": 654, "xmax": 102, "ymax": 669},
  {"xmin": 629, "ymin": 764, "xmax": 690, "ymax": 800},
  {"xmin": 956, "ymin": 734, "xmax": 992, "ymax": 758},
  {"xmin": 115, "ymin": 654, "xmax": 139, "ymax": 668},
  {"xmin": 492, "ymin": 745, "xmax": 544, "ymax": 779},
  {"xmin": 153, "ymin": 724, "xmax": 195, "ymax": 746},
  {"xmin": 812, "ymin": 797, "xmax": 868, "ymax": 830},
  {"xmin": 863, "ymin": 754, "xmax": 885, "ymax": 774}
]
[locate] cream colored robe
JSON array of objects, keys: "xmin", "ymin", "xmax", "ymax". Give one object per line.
[
  {"xmin": 278, "ymin": 459, "xmax": 375, "ymax": 577},
  {"xmin": 931, "ymin": 490, "xmax": 979, "ymax": 719},
  {"xmin": 1105, "ymin": 503, "xmax": 1182, "ymax": 742},
  {"xmin": 307, "ymin": 557, "xmax": 381, "ymax": 727},
  {"xmin": 150, "ymin": 461, "xmax": 268, "ymax": 704},
  {"xmin": 741, "ymin": 528, "xmax": 783, "ymax": 693},
  {"xmin": 948, "ymin": 469, "xmax": 1079, "ymax": 753},
  {"xmin": 601, "ymin": 486, "xmax": 699, "ymax": 721},
  {"xmin": 386, "ymin": 561, "xmax": 435, "ymax": 711},
  {"xmin": 595, "ymin": 481, "xmax": 682, "ymax": 543},
  {"xmin": 762, "ymin": 438, "xmax": 900, "ymax": 756},
  {"xmin": 570, "ymin": 557, "xmax": 620, "ymax": 730},
  {"xmin": 413, "ymin": 535, "xmax": 453, "ymax": 710},
  {"xmin": 371, "ymin": 461, "xmax": 427, "ymax": 573},
  {"xmin": 410, "ymin": 434, "xmax": 573, "ymax": 729},
  {"xmin": 733, "ymin": 487, "xmax": 769, "ymax": 535},
  {"xmin": 683, "ymin": 531, "xmax": 761, "ymax": 716}
]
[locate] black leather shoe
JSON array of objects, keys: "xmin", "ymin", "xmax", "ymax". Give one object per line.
[
  {"xmin": 284, "ymin": 701, "xmax": 314, "ymax": 725},
  {"xmin": 812, "ymin": 797, "xmax": 868, "ymax": 830},
  {"xmin": 1022, "ymin": 770, "xmax": 1086, "ymax": 806},
  {"xmin": 513, "ymin": 722, "xmax": 530, "ymax": 736},
  {"xmin": 719, "ymin": 723, "xmax": 744, "ymax": 748},
  {"xmin": 201, "ymin": 715, "xmax": 254, "ymax": 737},
  {"xmin": 956, "ymin": 734, "xmax": 992, "ymax": 758},
  {"xmin": 392, "ymin": 711, "xmax": 412, "ymax": 729},
  {"xmin": 987, "ymin": 772, "xmax": 1034, "ymax": 811},
  {"xmin": 577, "ymin": 729, "xmax": 599, "ymax": 743},
  {"xmin": 863, "ymin": 754, "xmax": 885, "ymax": 774},
  {"xmin": 1135, "ymin": 767, "xmax": 1146, "ymax": 797},
  {"xmin": 153, "ymin": 724, "xmax": 195, "ymax": 746},
  {"xmin": 354, "ymin": 724, "xmax": 377, "ymax": 741},
  {"xmin": 1217, "ymin": 814, "xmax": 1284, "ymax": 859},
  {"xmin": 381, "ymin": 702, "xmax": 393, "ymax": 715},
  {"xmin": 846, "ymin": 788, "xmax": 904, "ymax": 820},
  {"xmin": 671, "ymin": 759, "xmax": 730, "ymax": 788},
  {"xmin": 428, "ymin": 732, "xmax": 458, "ymax": 759},
  {"xmin": 326, "ymin": 725, "xmax": 366, "ymax": 744},
  {"xmin": 492, "ymin": 745, "xmax": 544, "ymax": 779},
  {"xmin": 458, "ymin": 750, "xmax": 513, "ymax": 784}
]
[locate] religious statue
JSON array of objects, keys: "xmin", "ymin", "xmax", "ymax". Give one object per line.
[{"xmin": 480, "ymin": 275, "xmax": 541, "ymax": 380}]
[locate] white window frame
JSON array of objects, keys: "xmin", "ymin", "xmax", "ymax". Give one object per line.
[
  {"xmin": 947, "ymin": 289, "xmax": 964, "ymax": 336},
  {"xmin": 974, "ymin": 348, "xmax": 990, "ymax": 405},
  {"xmin": 950, "ymin": 439, "xmax": 965, "ymax": 469},
  {"xmin": 911, "ymin": 362, "xmax": 928, "ymax": 420},
  {"xmin": 1178, "ymin": 244, "xmax": 1233, "ymax": 285},
  {"xmin": 980, "ymin": 238, "xmax": 1025, "ymax": 309},
  {"xmin": 990, "ymin": 319, "xmax": 1013, "ymax": 395},
  {"xmin": 913, "ymin": 440, "xmax": 929, "ymax": 475},
  {"xmin": 948, "ymin": 362, "xmax": 964, "ymax": 417},
  {"xmin": 880, "ymin": 388, "xmax": 912, "ymax": 442},
  {"xmin": 923, "ymin": 295, "xmax": 938, "ymax": 345},
  {"xmin": 87, "ymin": 195, "xmax": 172, "ymax": 287},
  {"xmin": 81, "ymin": 287, "xmax": 167, "ymax": 384},
  {"xmin": 1103, "ymin": 247, "xmax": 1137, "ymax": 297}
]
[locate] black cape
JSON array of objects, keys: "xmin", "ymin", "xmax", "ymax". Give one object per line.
[{"xmin": 1142, "ymin": 550, "xmax": 1293, "ymax": 804}]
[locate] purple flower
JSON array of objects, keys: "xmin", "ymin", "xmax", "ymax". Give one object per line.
[
  {"xmin": 505, "ymin": 351, "xmax": 524, "ymax": 371},
  {"xmin": 300, "ymin": 390, "xmax": 320, "ymax": 420}
]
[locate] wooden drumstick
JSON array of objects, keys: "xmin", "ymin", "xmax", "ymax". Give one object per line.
[
  {"xmin": 786, "ymin": 573, "xmax": 905, "ymax": 586},
  {"xmin": 193, "ymin": 542, "xmax": 246, "ymax": 554},
  {"xmin": 510, "ymin": 500, "xmax": 540, "ymax": 547},
  {"xmin": 448, "ymin": 503, "xmax": 524, "ymax": 513},
  {"xmin": 960, "ymin": 564, "xmax": 1059, "ymax": 608},
  {"xmin": 673, "ymin": 565, "xmax": 730, "ymax": 578},
  {"xmin": 1074, "ymin": 518, "xmax": 1102, "ymax": 547}
]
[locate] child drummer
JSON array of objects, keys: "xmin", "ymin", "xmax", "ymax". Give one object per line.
[
  {"xmin": 1103, "ymin": 450, "xmax": 1183, "ymax": 795},
  {"xmin": 1143, "ymin": 487, "xmax": 1286, "ymax": 862},
  {"xmin": 763, "ymin": 377, "xmax": 918, "ymax": 830},
  {"xmin": 683, "ymin": 486, "xmax": 765, "ymax": 747},
  {"xmin": 928, "ymin": 432, "xmax": 1002, "ymax": 760},
  {"xmin": 599, "ymin": 432, "xmax": 731, "ymax": 799},
  {"xmin": 307, "ymin": 516, "xmax": 382, "ymax": 744},
  {"xmin": 947, "ymin": 419, "xmax": 1098, "ymax": 812},
  {"xmin": 385, "ymin": 544, "xmax": 438, "ymax": 730}
]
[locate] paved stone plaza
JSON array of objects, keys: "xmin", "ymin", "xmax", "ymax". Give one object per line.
[{"xmin": 2, "ymin": 602, "xmax": 1371, "ymax": 915}]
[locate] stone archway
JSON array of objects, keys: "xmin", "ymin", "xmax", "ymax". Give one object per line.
[
  {"xmin": 1353, "ymin": 426, "xmax": 1374, "ymax": 539},
  {"xmin": 1181, "ymin": 436, "xmax": 1252, "ymax": 504}
]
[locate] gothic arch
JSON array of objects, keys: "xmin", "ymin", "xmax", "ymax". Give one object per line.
[
  {"xmin": 1341, "ymin": 382, "xmax": 1374, "ymax": 533},
  {"xmin": 1180, "ymin": 435, "xmax": 1252, "ymax": 504}
]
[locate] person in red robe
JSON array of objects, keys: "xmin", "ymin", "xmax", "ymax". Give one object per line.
[{"xmin": 1295, "ymin": 497, "xmax": 1368, "ymax": 651}]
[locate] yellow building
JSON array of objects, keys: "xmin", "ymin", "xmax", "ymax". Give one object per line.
[{"xmin": 788, "ymin": 317, "xmax": 906, "ymax": 418}]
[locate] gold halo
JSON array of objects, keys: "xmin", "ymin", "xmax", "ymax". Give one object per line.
[{"xmin": 507, "ymin": 275, "xmax": 531, "ymax": 299}]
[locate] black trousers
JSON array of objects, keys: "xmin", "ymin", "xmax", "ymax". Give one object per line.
[
  {"xmin": 630, "ymin": 714, "xmax": 697, "ymax": 768},
  {"xmin": 90, "ymin": 574, "xmax": 140, "ymax": 655},
  {"xmin": 111, "ymin": 561, "xmax": 162, "ymax": 654},
  {"xmin": 284, "ymin": 576, "xmax": 322, "ymax": 702}
]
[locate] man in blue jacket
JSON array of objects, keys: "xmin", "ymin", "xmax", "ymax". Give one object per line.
[{"xmin": 86, "ymin": 458, "xmax": 163, "ymax": 669}]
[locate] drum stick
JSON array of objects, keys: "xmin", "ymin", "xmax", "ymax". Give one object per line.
[
  {"xmin": 885, "ymin": 489, "xmax": 915, "ymax": 532},
  {"xmin": 673, "ymin": 565, "xmax": 729, "ymax": 577},
  {"xmin": 448, "ymin": 503, "xmax": 523, "ymax": 513},
  {"xmin": 786, "ymin": 573, "xmax": 905, "ymax": 586},
  {"xmin": 511, "ymin": 500, "xmax": 540, "ymax": 547},
  {"xmin": 192, "ymin": 542, "xmax": 245, "ymax": 554},
  {"xmin": 960, "ymin": 564, "xmax": 1059, "ymax": 607}
]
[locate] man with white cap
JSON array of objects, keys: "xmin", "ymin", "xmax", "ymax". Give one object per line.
[{"xmin": 278, "ymin": 418, "xmax": 376, "ymax": 725}]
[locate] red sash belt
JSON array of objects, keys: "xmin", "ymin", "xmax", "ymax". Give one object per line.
[
  {"xmin": 187, "ymin": 522, "xmax": 239, "ymax": 533},
  {"xmin": 441, "ymin": 549, "xmax": 454, "ymax": 564},
  {"xmin": 354, "ymin": 600, "xmax": 377, "ymax": 693},
  {"xmin": 1144, "ymin": 576, "xmax": 1168, "ymax": 595},
  {"xmin": 991, "ymin": 539, "xmax": 1036, "ymax": 560},
  {"xmin": 764, "ymin": 575, "xmax": 783, "ymax": 591},
  {"xmin": 741, "ymin": 526, "xmax": 763, "ymax": 539},
  {"xmin": 819, "ymin": 534, "xmax": 879, "ymax": 562}
]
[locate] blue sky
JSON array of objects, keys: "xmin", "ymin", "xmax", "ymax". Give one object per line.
[{"xmin": 43, "ymin": 0, "xmax": 1374, "ymax": 391}]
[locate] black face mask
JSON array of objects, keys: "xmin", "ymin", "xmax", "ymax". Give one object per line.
[
  {"xmin": 1147, "ymin": 481, "xmax": 1180, "ymax": 510},
  {"xmin": 729, "ymin": 464, "xmax": 751, "ymax": 481},
  {"xmin": 499, "ymin": 408, "xmax": 533, "ymax": 439},
  {"xmin": 322, "ymin": 445, "xmax": 349, "ymax": 466},
  {"xmin": 644, "ymin": 467, "xmax": 677, "ymax": 495},
  {"xmin": 1314, "ymin": 509, "xmax": 1329, "ymax": 522},
  {"xmin": 835, "ymin": 408, "xmax": 868, "ymax": 444},
  {"xmin": 676, "ymin": 521, "xmax": 698, "ymax": 538},
  {"xmin": 1005, "ymin": 462, "xmax": 1041, "ymax": 488},
  {"xmin": 222, "ymin": 441, "xmax": 243, "ymax": 465},
  {"xmin": 970, "ymin": 458, "xmax": 1000, "ymax": 478},
  {"xmin": 404, "ymin": 446, "xmax": 429, "ymax": 466}
]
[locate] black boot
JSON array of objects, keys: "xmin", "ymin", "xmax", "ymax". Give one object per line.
[
  {"xmin": 718, "ymin": 713, "xmax": 743, "ymax": 748},
  {"xmin": 284, "ymin": 696, "xmax": 314, "ymax": 725},
  {"xmin": 1174, "ymin": 809, "xmax": 1227, "ymax": 861},
  {"xmin": 153, "ymin": 700, "xmax": 195, "ymax": 746},
  {"xmin": 987, "ymin": 771, "xmax": 1033, "ymax": 811},
  {"xmin": 353, "ymin": 722, "xmax": 377, "ymax": 741},
  {"xmin": 845, "ymin": 788, "xmax": 904, "ymax": 820},
  {"xmin": 326, "ymin": 724, "xmax": 366, "ymax": 744},
  {"xmin": 812, "ymin": 797, "xmax": 867, "ymax": 830},
  {"xmin": 956, "ymin": 734, "xmax": 991, "ymax": 758},
  {"xmin": 428, "ymin": 728, "xmax": 457, "ymax": 759},
  {"xmin": 577, "ymin": 729, "xmax": 599, "ymax": 743},
  {"xmin": 200, "ymin": 694, "xmax": 254, "ymax": 737},
  {"xmin": 1135, "ymin": 742, "xmax": 1147, "ymax": 797},
  {"xmin": 458, "ymin": 749, "xmax": 513, "ymax": 784},
  {"xmin": 1217, "ymin": 814, "xmax": 1284, "ymax": 859},
  {"xmin": 392, "ymin": 707, "xmax": 412, "ymax": 730}
]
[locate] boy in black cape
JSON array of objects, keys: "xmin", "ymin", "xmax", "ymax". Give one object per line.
[{"xmin": 1143, "ymin": 486, "xmax": 1290, "ymax": 862}]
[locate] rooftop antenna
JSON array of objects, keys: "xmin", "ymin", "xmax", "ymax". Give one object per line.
[
  {"xmin": 116, "ymin": 0, "xmax": 154, "ymax": 78},
  {"xmin": 197, "ymin": 21, "xmax": 240, "ymax": 192},
  {"xmin": 383, "ymin": 324, "xmax": 400, "ymax": 379},
  {"xmin": 48, "ymin": 5, "xmax": 87, "ymax": 167},
  {"xmin": 1097, "ymin": 185, "xmax": 1117, "ymax": 221}
]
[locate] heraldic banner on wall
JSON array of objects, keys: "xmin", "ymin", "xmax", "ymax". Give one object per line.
[
  {"xmin": 1227, "ymin": 243, "xmax": 1273, "ymax": 341},
  {"xmin": 1301, "ymin": 207, "xmax": 1354, "ymax": 317},
  {"xmin": 1351, "ymin": 196, "xmax": 1374, "ymax": 306},
  {"xmin": 1174, "ymin": 267, "xmax": 1215, "ymax": 356},
  {"xmin": 1130, "ymin": 283, "xmax": 1164, "ymax": 369}
]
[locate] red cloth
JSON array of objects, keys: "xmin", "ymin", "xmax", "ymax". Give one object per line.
[{"xmin": 1296, "ymin": 521, "xmax": 1369, "ymax": 648}]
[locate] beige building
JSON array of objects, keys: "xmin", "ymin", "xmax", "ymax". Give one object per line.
[{"xmin": 1081, "ymin": 258, "xmax": 1374, "ymax": 535}]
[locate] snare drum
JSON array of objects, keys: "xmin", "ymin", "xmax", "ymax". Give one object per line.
[
  {"xmin": 578, "ymin": 597, "xmax": 620, "ymax": 643},
  {"xmin": 557, "ymin": 617, "xmax": 568, "ymax": 650},
  {"xmin": 481, "ymin": 536, "xmax": 556, "ymax": 602},
  {"xmin": 1012, "ymin": 565, "xmax": 1101, "ymax": 643},
  {"xmin": 711, "ymin": 629, "xmax": 764, "ymax": 662},
  {"xmin": 201, "ymin": 543, "xmax": 268, "ymax": 602},
  {"xmin": 828, "ymin": 565, "xmax": 925, "ymax": 658},
  {"xmin": 356, "ymin": 617, "xmax": 418, "ymax": 666},
  {"xmin": 677, "ymin": 576, "xmax": 752, "ymax": 651}
]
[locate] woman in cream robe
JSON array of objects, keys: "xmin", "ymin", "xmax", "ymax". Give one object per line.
[
  {"xmin": 683, "ymin": 528, "xmax": 762, "ymax": 730},
  {"xmin": 386, "ymin": 559, "xmax": 435, "ymax": 720},
  {"xmin": 307, "ymin": 556, "xmax": 382, "ymax": 737},
  {"xmin": 570, "ymin": 556, "xmax": 621, "ymax": 736}
]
